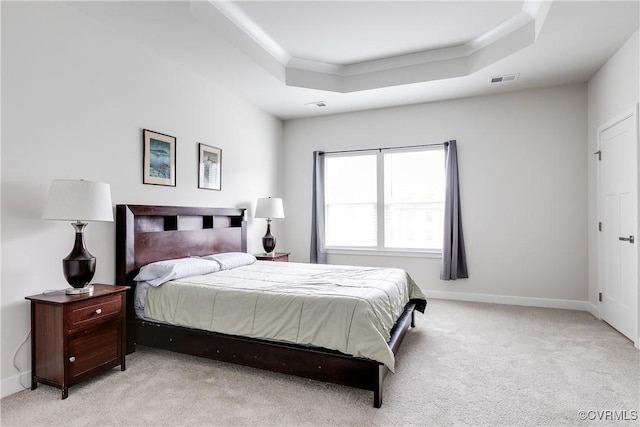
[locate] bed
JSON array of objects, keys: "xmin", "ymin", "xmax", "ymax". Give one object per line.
[{"xmin": 115, "ymin": 204, "xmax": 427, "ymax": 407}]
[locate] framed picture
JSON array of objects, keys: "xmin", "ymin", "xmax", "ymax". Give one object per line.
[
  {"xmin": 198, "ymin": 143, "xmax": 222, "ymax": 191},
  {"xmin": 143, "ymin": 129, "xmax": 176, "ymax": 186}
]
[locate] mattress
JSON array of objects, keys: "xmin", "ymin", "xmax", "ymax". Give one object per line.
[{"xmin": 140, "ymin": 261, "xmax": 427, "ymax": 371}]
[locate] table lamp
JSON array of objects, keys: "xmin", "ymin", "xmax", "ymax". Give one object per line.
[
  {"xmin": 43, "ymin": 179, "xmax": 113, "ymax": 294},
  {"xmin": 255, "ymin": 197, "xmax": 284, "ymax": 254}
]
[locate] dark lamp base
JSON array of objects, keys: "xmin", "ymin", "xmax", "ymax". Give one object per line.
[
  {"xmin": 262, "ymin": 220, "xmax": 277, "ymax": 254},
  {"xmin": 63, "ymin": 222, "xmax": 96, "ymax": 288},
  {"xmin": 262, "ymin": 236, "xmax": 276, "ymax": 254}
]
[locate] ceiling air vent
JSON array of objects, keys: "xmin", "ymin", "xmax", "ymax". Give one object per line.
[{"xmin": 490, "ymin": 73, "xmax": 520, "ymax": 84}]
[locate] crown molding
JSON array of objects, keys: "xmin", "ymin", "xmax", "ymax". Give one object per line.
[{"xmin": 200, "ymin": 0, "xmax": 552, "ymax": 93}]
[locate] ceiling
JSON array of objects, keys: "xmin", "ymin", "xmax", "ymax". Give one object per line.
[{"xmin": 70, "ymin": 1, "xmax": 639, "ymax": 120}]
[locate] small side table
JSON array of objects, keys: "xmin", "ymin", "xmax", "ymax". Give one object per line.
[
  {"xmin": 25, "ymin": 284, "xmax": 129, "ymax": 399},
  {"xmin": 255, "ymin": 252, "xmax": 290, "ymax": 262}
]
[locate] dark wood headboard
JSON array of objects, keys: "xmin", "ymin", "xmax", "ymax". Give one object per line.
[{"xmin": 115, "ymin": 204, "xmax": 247, "ymax": 286}]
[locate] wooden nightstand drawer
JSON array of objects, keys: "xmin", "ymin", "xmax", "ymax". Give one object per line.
[{"xmin": 69, "ymin": 294, "xmax": 121, "ymax": 330}]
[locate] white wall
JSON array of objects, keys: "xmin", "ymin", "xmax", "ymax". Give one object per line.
[
  {"xmin": 284, "ymin": 84, "xmax": 588, "ymax": 307},
  {"xmin": 587, "ymin": 30, "xmax": 639, "ymax": 309},
  {"xmin": 1, "ymin": 2, "xmax": 283, "ymax": 395}
]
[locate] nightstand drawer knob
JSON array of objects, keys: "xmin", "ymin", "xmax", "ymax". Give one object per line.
[
  {"xmin": 95, "ymin": 309, "xmax": 102, "ymax": 314},
  {"xmin": 69, "ymin": 356, "xmax": 76, "ymax": 363}
]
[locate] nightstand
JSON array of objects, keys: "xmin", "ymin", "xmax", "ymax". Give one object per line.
[
  {"xmin": 255, "ymin": 252, "xmax": 290, "ymax": 262},
  {"xmin": 25, "ymin": 284, "xmax": 129, "ymax": 399}
]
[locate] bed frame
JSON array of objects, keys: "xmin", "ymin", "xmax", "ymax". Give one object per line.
[{"xmin": 115, "ymin": 204, "xmax": 419, "ymax": 408}]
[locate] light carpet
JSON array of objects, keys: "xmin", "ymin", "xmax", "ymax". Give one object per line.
[{"xmin": 1, "ymin": 299, "xmax": 638, "ymax": 426}]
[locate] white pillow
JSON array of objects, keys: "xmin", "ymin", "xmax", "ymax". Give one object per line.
[
  {"xmin": 200, "ymin": 252, "xmax": 256, "ymax": 270},
  {"xmin": 133, "ymin": 257, "xmax": 221, "ymax": 287}
]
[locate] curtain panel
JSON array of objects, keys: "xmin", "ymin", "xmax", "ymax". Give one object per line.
[
  {"xmin": 440, "ymin": 140, "xmax": 469, "ymax": 280},
  {"xmin": 310, "ymin": 151, "xmax": 327, "ymax": 264}
]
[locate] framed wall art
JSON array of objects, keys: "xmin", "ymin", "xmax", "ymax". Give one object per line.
[
  {"xmin": 143, "ymin": 129, "xmax": 176, "ymax": 186},
  {"xmin": 198, "ymin": 143, "xmax": 222, "ymax": 191}
]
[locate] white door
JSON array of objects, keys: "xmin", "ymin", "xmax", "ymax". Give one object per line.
[{"xmin": 598, "ymin": 106, "xmax": 638, "ymax": 345}]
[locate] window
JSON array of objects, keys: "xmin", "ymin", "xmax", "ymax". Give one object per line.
[
  {"xmin": 324, "ymin": 147, "xmax": 445, "ymax": 252},
  {"xmin": 325, "ymin": 154, "xmax": 377, "ymax": 247}
]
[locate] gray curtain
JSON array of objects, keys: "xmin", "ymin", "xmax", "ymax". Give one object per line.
[
  {"xmin": 310, "ymin": 151, "xmax": 327, "ymax": 264},
  {"xmin": 441, "ymin": 140, "xmax": 468, "ymax": 280}
]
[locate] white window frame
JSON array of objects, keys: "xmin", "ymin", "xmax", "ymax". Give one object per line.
[{"xmin": 324, "ymin": 146, "xmax": 444, "ymax": 257}]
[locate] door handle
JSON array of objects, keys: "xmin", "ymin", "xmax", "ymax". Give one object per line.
[{"xmin": 618, "ymin": 235, "xmax": 635, "ymax": 243}]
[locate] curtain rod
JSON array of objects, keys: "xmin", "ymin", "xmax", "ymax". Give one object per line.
[{"xmin": 320, "ymin": 141, "xmax": 448, "ymax": 155}]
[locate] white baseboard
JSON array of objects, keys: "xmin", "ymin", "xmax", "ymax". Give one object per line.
[
  {"xmin": 425, "ymin": 290, "xmax": 594, "ymax": 312},
  {"xmin": 585, "ymin": 301, "xmax": 600, "ymax": 319},
  {"xmin": 1, "ymin": 371, "xmax": 31, "ymax": 399}
]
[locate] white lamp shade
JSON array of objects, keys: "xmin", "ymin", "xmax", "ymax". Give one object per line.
[
  {"xmin": 43, "ymin": 180, "xmax": 114, "ymax": 222},
  {"xmin": 255, "ymin": 197, "xmax": 284, "ymax": 219}
]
